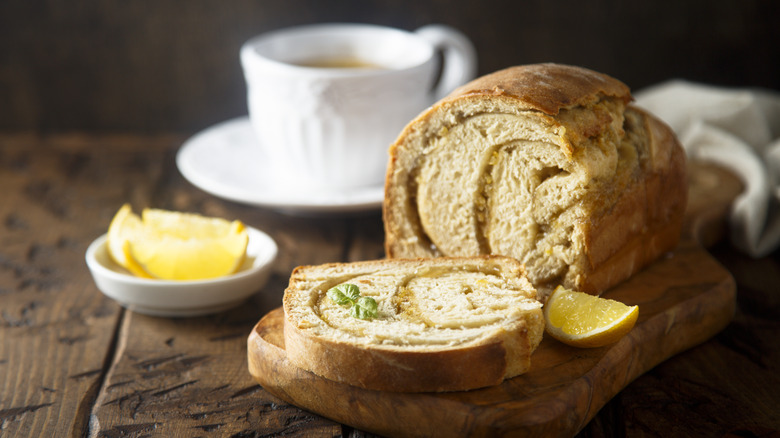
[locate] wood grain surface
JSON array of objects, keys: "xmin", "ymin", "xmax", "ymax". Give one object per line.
[
  {"xmin": 1, "ymin": 134, "xmax": 778, "ymax": 437},
  {"xmin": 0, "ymin": 134, "xmax": 381, "ymax": 437},
  {"xmin": 246, "ymin": 162, "xmax": 740, "ymax": 437}
]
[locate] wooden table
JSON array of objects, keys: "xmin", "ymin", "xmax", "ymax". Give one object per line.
[{"xmin": 1, "ymin": 133, "xmax": 778, "ymax": 437}]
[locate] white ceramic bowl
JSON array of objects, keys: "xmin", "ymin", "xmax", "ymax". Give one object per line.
[{"xmin": 85, "ymin": 226, "xmax": 278, "ymax": 317}]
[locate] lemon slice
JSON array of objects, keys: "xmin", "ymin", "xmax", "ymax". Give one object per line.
[
  {"xmin": 544, "ymin": 286, "xmax": 638, "ymax": 348},
  {"xmin": 106, "ymin": 204, "xmax": 150, "ymax": 277},
  {"xmin": 105, "ymin": 204, "xmax": 248, "ymax": 281},
  {"xmin": 141, "ymin": 208, "xmax": 246, "ymax": 239}
]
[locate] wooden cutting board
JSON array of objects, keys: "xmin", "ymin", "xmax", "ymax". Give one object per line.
[{"xmin": 247, "ymin": 162, "xmax": 742, "ymax": 437}]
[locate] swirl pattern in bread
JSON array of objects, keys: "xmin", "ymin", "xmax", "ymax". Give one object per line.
[
  {"xmin": 383, "ymin": 63, "xmax": 687, "ymax": 296},
  {"xmin": 282, "ymin": 256, "xmax": 543, "ymax": 392}
]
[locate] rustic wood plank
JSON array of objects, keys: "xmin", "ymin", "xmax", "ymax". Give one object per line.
[
  {"xmin": 0, "ymin": 133, "xmax": 372, "ymax": 436},
  {"xmin": 84, "ymin": 136, "xmax": 381, "ymax": 436},
  {"xmin": 0, "ymin": 134, "xmax": 168, "ymax": 436},
  {"xmin": 90, "ymin": 305, "xmax": 344, "ymax": 437}
]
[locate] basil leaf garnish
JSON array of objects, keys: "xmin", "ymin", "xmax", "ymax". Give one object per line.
[
  {"xmin": 352, "ymin": 296, "xmax": 378, "ymax": 320},
  {"xmin": 326, "ymin": 283, "xmax": 377, "ymax": 320},
  {"xmin": 327, "ymin": 285, "xmax": 353, "ymax": 305}
]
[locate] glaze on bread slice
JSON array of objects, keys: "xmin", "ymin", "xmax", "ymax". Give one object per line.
[
  {"xmin": 383, "ymin": 63, "xmax": 687, "ymax": 296},
  {"xmin": 282, "ymin": 256, "xmax": 543, "ymax": 392}
]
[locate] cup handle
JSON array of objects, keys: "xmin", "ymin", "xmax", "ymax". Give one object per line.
[{"xmin": 414, "ymin": 24, "xmax": 478, "ymax": 101}]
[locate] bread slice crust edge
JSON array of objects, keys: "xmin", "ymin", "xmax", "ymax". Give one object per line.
[{"xmin": 282, "ymin": 256, "xmax": 544, "ymax": 392}]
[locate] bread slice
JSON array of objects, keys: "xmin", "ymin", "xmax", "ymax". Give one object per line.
[
  {"xmin": 282, "ymin": 256, "xmax": 543, "ymax": 392},
  {"xmin": 383, "ymin": 63, "xmax": 687, "ymax": 296}
]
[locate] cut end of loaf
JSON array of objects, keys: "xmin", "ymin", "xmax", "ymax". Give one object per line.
[
  {"xmin": 383, "ymin": 63, "xmax": 687, "ymax": 296},
  {"xmin": 282, "ymin": 256, "xmax": 544, "ymax": 392}
]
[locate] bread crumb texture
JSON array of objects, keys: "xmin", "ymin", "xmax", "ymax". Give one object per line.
[
  {"xmin": 284, "ymin": 257, "xmax": 541, "ymax": 349},
  {"xmin": 282, "ymin": 257, "xmax": 545, "ymax": 392},
  {"xmin": 384, "ymin": 63, "xmax": 686, "ymax": 295}
]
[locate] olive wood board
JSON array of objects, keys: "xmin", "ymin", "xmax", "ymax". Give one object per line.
[{"xmin": 247, "ymin": 162, "xmax": 742, "ymax": 437}]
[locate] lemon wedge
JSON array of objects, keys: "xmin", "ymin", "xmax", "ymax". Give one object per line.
[
  {"xmin": 105, "ymin": 204, "xmax": 248, "ymax": 281},
  {"xmin": 544, "ymin": 286, "xmax": 638, "ymax": 348},
  {"xmin": 106, "ymin": 204, "xmax": 150, "ymax": 277}
]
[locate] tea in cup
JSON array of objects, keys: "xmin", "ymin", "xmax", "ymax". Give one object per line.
[{"xmin": 240, "ymin": 23, "xmax": 477, "ymax": 191}]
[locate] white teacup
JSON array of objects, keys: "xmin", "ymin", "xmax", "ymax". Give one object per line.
[{"xmin": 240, "ymin": 23, "xmax": 477, "ymax": 191}]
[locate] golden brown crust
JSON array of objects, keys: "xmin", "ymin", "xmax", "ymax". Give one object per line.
[
  {"xmin": 578, "ymin": 108, "xmax": 687, "ymax": 293},
  {"xmin": 566, "ymin": 107, "xmax": 684, "ymax": 294},
  {"xmin": 446, "ymin": 63, "xmax": 632, "ymax": 115},
  {"xmin": 283, "ymin": 318, "xmax": 518, "ymax": 392}
]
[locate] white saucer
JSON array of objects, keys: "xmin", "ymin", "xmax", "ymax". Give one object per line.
[{"xmin": 176, "ymin": 117, "xmax": 385, "ymax": 214}]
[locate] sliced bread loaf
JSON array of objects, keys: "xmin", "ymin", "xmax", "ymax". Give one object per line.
[
  {"xmin": 282, "ymin": 256, "xmax": 543, "ymax": 392},
  {"xmin": 383, "ymin": 63, "xmax": 687, "ymax": 296}
]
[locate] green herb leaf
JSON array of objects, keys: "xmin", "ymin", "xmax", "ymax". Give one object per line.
[
  {"xmin": 351, "ymin": 296, "xmax": 378, "ymax": 320},
  {"xmin": 327, "ymin": 284, "xmax": 377, "ymax": 320},
  {"xmin": 327, "ymin": 283, "xmax": 360, "ymax": 305},
  {"xmin": 328, "ymin": 286, "xmax": 352, "ymax": 306}
]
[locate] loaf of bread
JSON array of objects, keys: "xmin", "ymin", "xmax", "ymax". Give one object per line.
[
  {"xmin": 383, "ymin": 63, "xmax": 687, "ymax": 296},
  {"xmin": 282, "ymin": 256, "xmax": 543, "ymax": 392}
]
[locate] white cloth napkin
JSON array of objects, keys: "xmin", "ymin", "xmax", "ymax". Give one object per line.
[{"xmin": 635, "ymin": 80, "xmax": 780, "ymax": 258}]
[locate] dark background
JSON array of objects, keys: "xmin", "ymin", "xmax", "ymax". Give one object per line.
[{"xmin": 2, "ymin": 0, "xmax": 778, "ymax": 134}]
